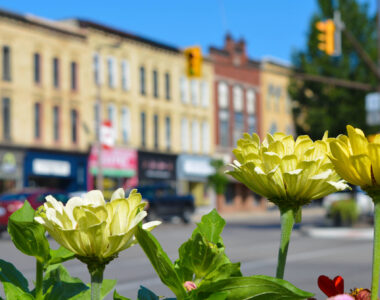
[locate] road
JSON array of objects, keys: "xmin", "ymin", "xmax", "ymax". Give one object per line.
[{"xmin": 0, "ymin": 209, "xmax": 373, "ymax": 299}]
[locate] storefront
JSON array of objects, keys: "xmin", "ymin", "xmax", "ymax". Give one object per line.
[
  {"xmin": 177, "ymin": 154, "xmax": 214, "ymax": 206},
  {"xmin": 88, "ymin": 146, "xmax": 137, "ymax": 199},
  {"xmin": 0, "ymin": 148, "xmax": 24, "ymax": 193},
  {"xmin": 23, "ymin": 150, "xmax": 87, "ymax": 193},
  {"xmin": 137, "ymin": 151, "xmax": 177, "ymax": 187}
]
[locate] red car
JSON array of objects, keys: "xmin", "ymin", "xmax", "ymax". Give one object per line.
[{"xmin": 0, "ymin": 188, "xmax": 69, "ymax": 234}]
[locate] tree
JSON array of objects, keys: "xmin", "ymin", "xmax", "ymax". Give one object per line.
[
  {"xmin": 289, "ymin": 0, "xmax": 379, "ymax": 139},
  {"xmin": 207, "ymin": 159, "xmax": 229, "ymax": 211}
]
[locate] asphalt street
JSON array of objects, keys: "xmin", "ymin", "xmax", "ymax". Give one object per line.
[{"xmin": 0, "ymin": 208, "xmax": 373, "ymax": 299}]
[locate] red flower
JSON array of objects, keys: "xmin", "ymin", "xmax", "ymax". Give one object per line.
[{"xmin": 318, "ymin": 275, "xmax": 344, "ymax": 297}]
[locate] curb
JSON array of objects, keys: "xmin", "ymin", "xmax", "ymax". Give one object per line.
[{"xmin": 301, "ymin": 227, "xmax": 373, "ymax": 240}]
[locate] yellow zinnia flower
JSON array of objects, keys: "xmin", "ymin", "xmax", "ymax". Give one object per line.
[
  {"xmin": 227, "ymin": 132, "xmax": 349, "ymax": 209},
  {"xmin": 35, "ymin": 188, "xmax": 160, "ymax": 263},
  {"xmin": 329, "ymin": 125, "xmax": 380, "ymax": 189}
]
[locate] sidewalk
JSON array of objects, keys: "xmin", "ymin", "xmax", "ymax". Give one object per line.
[{"xmin": 192, "ymin": 206, "xmax": 374, "ymax": 240}]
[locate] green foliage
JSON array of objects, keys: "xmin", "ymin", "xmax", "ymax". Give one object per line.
[
  {"xmin": 46, "ymin": 247, "xmax": 76, "ymax": 268},
  {"xmin": 194, "ymin": 275, "xmax": 314, "ymax": 299},
  {"xmin": 137, "ymin": 286, "xmax": 159, "ymax": 300},
  {"xmin": 328, "ymin": 199, "xmax": 359, "ymax": 226},
  {"xmin": 0, "ymin": 259, "xmax": 32, "ymax": 299},
  {"xmin": 135, "ymin": 225, "xmax": 188, "ymax": 299},
  {"xmin": 289, "ymin": 0, "xmax": 378, "ymax": 139},
  {"xmin": 113, "ymin": 290, "xmax": 131, "ymax": 300},
  {"xmin": 135, "ymin": 209, "xmax": 313, "ymax": 300},
  {"xmin": 7, "ymin": 201, "xmax": 50, "ymax": 263},
  {"xmin": 207, "ymin": 159, "xmax": 229, "ymax": 195}
]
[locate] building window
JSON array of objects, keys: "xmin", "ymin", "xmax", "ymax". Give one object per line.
[
  {"xmin": 121, "ymin": 107, "xmax": 130, "ymax": 144},
  {"xmin": 2, "ymin": 46, "xmax": 11, "ymax": 81},
  {"xmin": 192, "ymin": 120, "xmax": 200, "ymax": 153},
  {"xmin": 233, "ymin": 85, "xmax": 244, "ymax": 145},
  {"xmin": 219, "ymin": 110, "xmax": 229, "ymax": 147},
  {"xmin": 107, "ymin": 104, "xmax": 117, "ymax": 135},
  {"xmin": 93, "ymin": 53, "xmax": 100, "ymax": 85},
  {"xmin": 71, "ymin": 62, "xmax": 78, "ymax": 91},
  {"xmin": 165, "ymin": 73, "xmax": 170, "ymax": 100},
  {"xmin": 275, "ymin": 87, "xmax": 282, "ymax": 112},
  {"xmin": 181, "ymin": 118, "xmax": 189, "ymax": 151},
  {"xmin": 201, "ymin": 121, "xmax": 209, "ymax": 154},
  {"xmin": 121, "ymin": 60, "xmax": 130, "ymax": 91},
  {"xmin": 248, "ymin": 115, "xmax": 256, "ymax": 134},
  {"xmin": 141, "ymin": 112, "xmax": 146, "ymax": 147},
  {"xmin": 201, "ymin": 81, "xmax": 209, "ymax": 107},
  {"xmin": 71, "ymin": 109, "xmax": 78, "ymax": 144},
  {"xmin": 153, "ymin": 70, "xmax": 158, "ymax": 98},
  {"xmin": 267, "ymin": 84, "xmax": 274, "ymax": 110},
  {"xmin": 53, "ymin": 57, "xmax": 59, "ymax": 88},
  {"xmin": 218, "ymin": 82, "xmax": 229, "ymax": 108},
  {"xmin": 165, "ymin": 116, "xmax": 171, "ymax": 150},
  {"xmin": 218, "ymin": 81, "xmax": 229, "ymax": 147},
  {"xmin": 53, "ymin": 106, "xmax": 60, "ymax": 142},
  {"xmin": 190, "ymin": 80, "xmax": 199, "ymax": 105},
  {"xmin": 34, "ymin": 103, "xmax": 41, "ymax": 140},
  {"xmin": 246, "ymin": 90, "xmax": 256, "ymax": 114},
  {"xmin": 180, "ymin": 76, "xmax": 188, "ymax": 103},
  {"xmin": 2, "ymin": 98, "xmax": 10, "ymax": 140},
  {"xmin": 153, "ymin": 114, "xmax": 159, "ymax": 149},
  {"xmin": 140, "ymin": 66, "xmax": 146, "ymax": 95},
  {"xmin": 34, "ymin": 53, "xmax": 41, "ymax": 84},
  {"xmin": 107, "ymin": 57, "xmax": 116, "ymax": 88}
]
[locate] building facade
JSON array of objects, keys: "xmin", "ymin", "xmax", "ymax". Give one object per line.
[
  {"xmin": 0, "ymin": 9, "xmax": 89, "ymax": 192},
  {"xmin": 260, "ymin": 59, "xmax": 295, "ymax": 136},
  {"xmin": 210, "ymin": 34, "xmax": 263, "ymax": 212},
  {"xmin": 65, "ymin": 19, "xmax": 215, "ymax": 203}
]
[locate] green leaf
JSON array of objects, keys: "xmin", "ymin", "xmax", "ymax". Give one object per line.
[
  {"xmin": 192, "ymin": 209, "xmax": 225, "ymax": 245},
  {"xmin": 0, "ymin": 259, "xmax": 30, "ymax": 295},
  {"xmin": 7, "ymin": 201, "xmax": 50, "ymax": 263},
  {"xmin": 0, "ymin": 284, "xmax": 34, "ymax": 300},
  {"xmin": 137, "ymin": 286, "xmax": 159, "ymax": 300},
  {"xmin": 195, "ymin": 275, "xmax": 314, "ymax": 300},
  {"xmin": 46, "ymin": 246, "xmax": 75, "ymax": 267},
  {"xmin": 113, "ymin": 289, "xmax": 131, "ymax": 300},
  {"xmin": 135, "ymin": 225, "xmax": 187, "ymax": 299},
  {"xmin": 176, "ymin": 233, "xmax": 231, "ymax": 283},
  {"xmin": 203, "ymin": 263, "xmax": 242, "ymax": 283},
  {"xmin": 42, "ymin": 264, "xmax": 89, "ymax": 300}
]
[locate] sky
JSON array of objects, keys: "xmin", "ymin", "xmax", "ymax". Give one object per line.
[{"xmin": 0, "ymin": 1, "xmax": 376, "ymax": 63}]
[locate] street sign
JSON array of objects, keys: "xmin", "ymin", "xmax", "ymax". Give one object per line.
[
  {"xmin": 100, "ymin": 120, "xmax": 115, "ymax": 149},
  {"xmin": 365, "ymin": 92, "xmax": 380, "ymax": 125}
]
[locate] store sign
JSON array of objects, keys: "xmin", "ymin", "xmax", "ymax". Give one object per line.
[
  {"xmin": 177, "ymin": 155, "xmax": 213, "ymax": 180},
  {"xmin": 138, "ymin": 151, "xmax": 176, "ymax": 181},
  {"xmin": 32, "ymin": 159, "xmax": 71, "ymax": 177},
  {"xmin": 100, "ymin": 120, "xmax": 115, "ymax": 149},
  {"xmin": 1, "ymin": 152, "xmax": 17, "ymax": 174},
  {"xmin": 89, "ymin": 147, "xmax": 137, "ymax": 171}
]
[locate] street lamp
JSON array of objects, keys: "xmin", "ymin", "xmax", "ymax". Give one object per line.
[{"xmin": 95, "ymin": 41, "xmax": 121, "ymax": 191}]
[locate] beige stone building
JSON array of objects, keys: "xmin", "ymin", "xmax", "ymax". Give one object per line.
[
  {"xmin": 260, "ymin": 59, "xmax": 295, "ymax": 137},
  {"xmin": 0, "ymin": 8, "xmax": 215, "ymax": 200}
]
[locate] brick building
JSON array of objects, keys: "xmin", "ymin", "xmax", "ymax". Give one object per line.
[{"xmin": 209, "ymin": 34, "xmax": 264, "ymax": 212}]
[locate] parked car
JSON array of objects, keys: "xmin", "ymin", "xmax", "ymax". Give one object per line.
[
  {"xmin": 0, "ymin": 188, "xmax": 69, "ymax": 234},
  {"xmin": 131, "ymin": 184, "xmax": 195, "ymax": 223},
  {"xmin": 323, "ymin": 185, "xmax": 374, "ymax": 218}
]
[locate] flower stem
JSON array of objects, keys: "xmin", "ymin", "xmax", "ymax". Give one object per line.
[
  {"xmin": 276, "ymin": 208, "xmax": 295, "ymax": 279},
  {"xmin": 371, "ymin": 200, "xmax": 380, "ymax": 300},
  {"xmin": 90, "ymin": 265, "xmax": 105, "ymax": 300},
  {"xmin": 35, "ymin": 259, "xmax": 43, "ymax": 300}
]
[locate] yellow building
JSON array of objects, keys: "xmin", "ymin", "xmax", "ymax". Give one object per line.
[
  {"xmin": 260, "ymin": 59, "xmax": 295, "ymax": 137},
  {"xmin": 0, "ymin": 9, "xmax": 89, "ymax": 192},
  {"xmin": 63, "ymin": 19, "xmax": 215, "ymax": 203}
]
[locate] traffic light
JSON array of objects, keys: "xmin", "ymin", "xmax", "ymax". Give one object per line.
[
  {"xmin": 316, "ymin": 19, "xmax": 335, "ymax": 55},
  {"xmin": 184, "ymin": 47, "xmax": 202, "ymax": 77}
]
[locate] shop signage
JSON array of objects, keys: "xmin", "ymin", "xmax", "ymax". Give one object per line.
[
  {"xmin": 32, "ymin": 159, "xmax": 71, "ymax": 177},
  {"xmin": 138, "ymin": 151, "xmax": 176, "ymax": 181},
  {"xmin": 177, "ymin": 155, "xmax": 213, "ymax": 181},
  {"xmin": 1, "ymin": 152, "xmax": 17, "ymax": 173},
  {"xmin": 89, "ymin": 147, "xmax": 137, "ymax": 176}
]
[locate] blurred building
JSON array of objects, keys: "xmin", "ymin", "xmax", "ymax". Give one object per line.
[
  {"xmin": 260, "ymin": 58, "xmax": 295, "ymax": 136},
  {"xmin": 209, "ymin": 34, "xmax": 262, "ymax": 212},
  {"xmin": 0, "ymin": 9, "xmax": 88, "ymax": 193}
]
